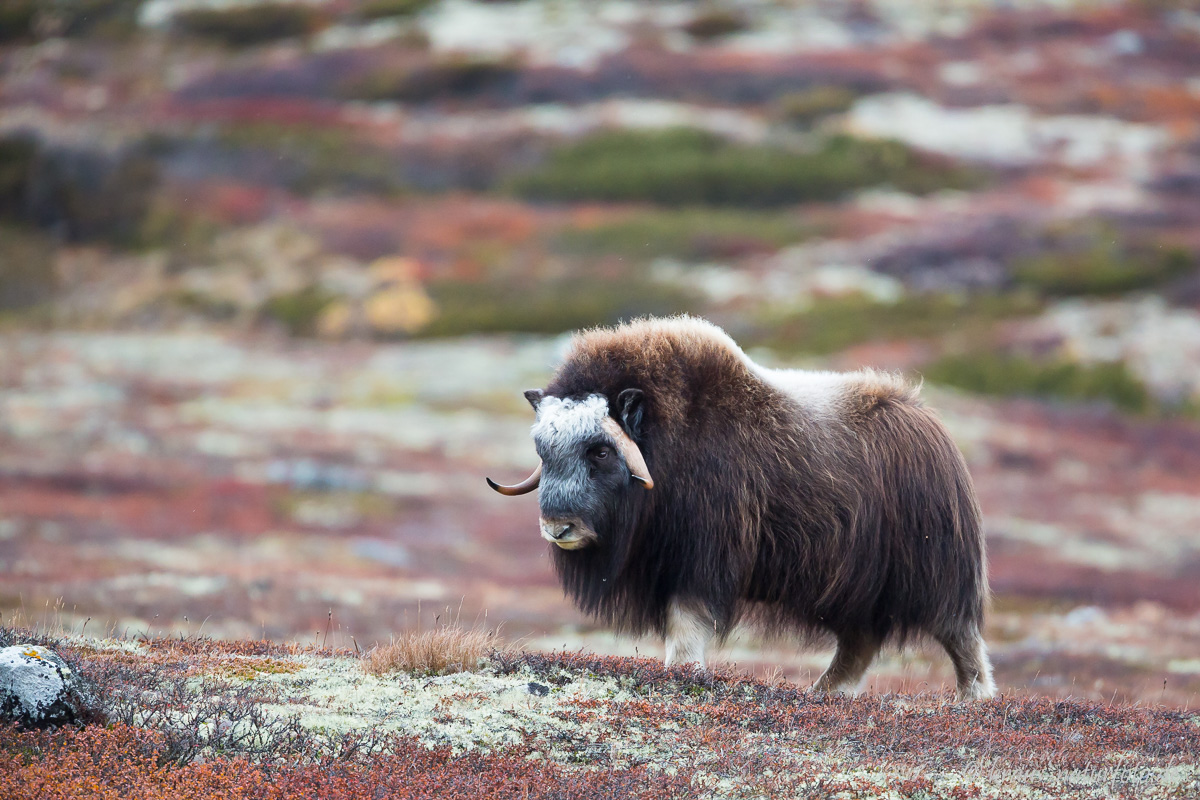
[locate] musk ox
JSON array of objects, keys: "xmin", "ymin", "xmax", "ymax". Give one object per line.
[{"xmin": 488, "ymin": 316, "xmax": 995, "ymax": 700}]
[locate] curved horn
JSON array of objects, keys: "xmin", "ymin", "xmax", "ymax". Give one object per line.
[
  {"xmin": 486, "ymin": 463, "xmax": 542, "ymax": 496},
  {"xmin": 600, "ymin": 417, "xmax": 654, "ymax": 489}
]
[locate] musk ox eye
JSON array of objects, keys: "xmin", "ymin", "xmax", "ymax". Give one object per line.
[{"xmin": 591, "ymin": 446, "xmax": 611, "ymax": 461}]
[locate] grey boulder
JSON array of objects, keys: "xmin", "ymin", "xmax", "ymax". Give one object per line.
[{"xmin": 0, "ymin": 644, "xmax": 95, "ymax": 729}]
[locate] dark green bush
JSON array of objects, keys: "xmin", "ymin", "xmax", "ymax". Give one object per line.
[
  {"xmin": 554, "ymin": 207, "xmax": 817, "ymax": 261},
  {"xmin": 0, "ymin": 0, "xmax": 147, "ymax": 41},
  {"xmin": 171, "ymin": 289, "xmax": 240, "ymax": 321},
  {"xmin": 172, "ymin": 3, "xmax": 326, "ymax": 47},
  {"xmin": 774, "ymin": 86, "xmax": 859, "ymax": 127},
  {"xmin": 359, "ymin": 0, "xmax": 436, "ymax": 19},
  {"xmin": 48, "ymin": 0, "xmax": 145, "ymax": 38},
  {"xmin": 262, "ymin": 286, "xmax": 336, "ymax": 336},
  {"xmin": 683, "ymin": 10, "xmax": 747, "ymax": 40},
  {"xmin": 0, "ymin": 134, "xmax": 37, "ymax": 216},
  {"xmin": 510, "ymin": 129, "xmax": 982, "ymax": 207},
  {"xmin": 419, "ymin": 278, "xmax": 700, "ymax": 337},
  {"xmin": 0, "ymin": 0, "xmax": 36, "ymax": 43},
  {"xmin": 339, "ymin": 56, "xmax": 519, "ymax": 104},
  {"xmin": 0, "ymin": 225, "xmax": 57, "ymax": 312},
  {"xmin": 924, "ymin": 353, "xmax": 1152, "ymax": 414},
  {"xmin": 29, "ymin": 149, "xmax": 160, "ymax": 246},
  {"xmin": 0, "ymin": 133, "xmax": 161, "ymax": 247}
]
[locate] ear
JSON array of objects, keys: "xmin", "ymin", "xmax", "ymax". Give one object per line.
[
  {"xmin": 617, "ymin": 388, "xmax": 645, "ymax": 439},
  {"xmin": 523, "ymin": 389, "xmax": 544, "ymax": 411}
]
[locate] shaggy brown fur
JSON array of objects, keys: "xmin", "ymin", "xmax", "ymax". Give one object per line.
[{"xmin": 537, "ymin": 317, "xmax": 993, "ymax": 699}]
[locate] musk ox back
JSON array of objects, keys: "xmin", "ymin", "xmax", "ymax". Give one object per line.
[{"xmin": 488, "ymin": 316, "xmax": 995, "ymax": 700}]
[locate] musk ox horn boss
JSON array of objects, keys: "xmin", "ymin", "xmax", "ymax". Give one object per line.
[{"xmin": 488, "ymin": 316, "xmax": 996, "ymax": 701}]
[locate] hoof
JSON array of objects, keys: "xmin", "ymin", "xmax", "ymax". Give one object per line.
[{"xmin": 955, "ymin": 680, "xmax": 997, "ymax": 702}]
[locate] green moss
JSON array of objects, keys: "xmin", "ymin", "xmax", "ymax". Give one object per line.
[
  {"xmin": 418, "ymin": 278, "xmax": 701, "ymax": 337},
  {"xmin": 924, "ymin": 353, "xmax": 1153, "ymax": 414},
  {"xmin": 510, "ymin": 129, "xmax": 983, "ymax": 207},
  {"xmin": 756, "ymin": 292, "xmax": 1042, "ymax": 356}
]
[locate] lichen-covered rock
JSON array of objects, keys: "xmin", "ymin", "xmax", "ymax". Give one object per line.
[{"xmin": 0, "ymin": 645, "xmax": 94, "ymax": 729}]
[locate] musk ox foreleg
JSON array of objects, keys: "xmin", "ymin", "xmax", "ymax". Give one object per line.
[
  {"xmin": 812, "ymin": 631, "xmax": 882, "ymax": 695},
  {"xmin": 664, "ymin": 598, "xmax": 714, "ymax": 667},
  {"xmin": 937, "ymin": 628, "xmax": 996, "ymax": 701}
]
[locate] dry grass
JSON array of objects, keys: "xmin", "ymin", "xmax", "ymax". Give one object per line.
[{"xmin": 363, "ymin": 621, "xmax": 504, "ymax": 677}]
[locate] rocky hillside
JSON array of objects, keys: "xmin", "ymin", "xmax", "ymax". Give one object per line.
[{"xmin": 2, "ymin": 628, "xmax": 1198, "ymax": 799}]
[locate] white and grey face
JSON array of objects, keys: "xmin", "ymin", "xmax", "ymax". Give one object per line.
[{"xmin": 531, "ymin": 394, "xmax": 632, "ymax": 550}]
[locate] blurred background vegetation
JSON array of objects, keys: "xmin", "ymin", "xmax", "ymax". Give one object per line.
[{"xmin": 0, "ymin": 1, "xmax": 1194, "ymax": 391}]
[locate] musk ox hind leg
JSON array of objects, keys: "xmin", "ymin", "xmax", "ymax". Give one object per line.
[
  {"xmin": 812, "ymin": 631, "xmax": 882, "ymax": 695},
  {"xmin": 664, "ymin": 598, "xmax": 714, "ymax": 668},
  {"xmin": 938, "ymin": 628, "xmax": 997, "ymax": 701}
]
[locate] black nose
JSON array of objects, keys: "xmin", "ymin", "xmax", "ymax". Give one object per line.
[{"xmin": 551, "ymin": 523, "xmax": 574, "ymax": 540}]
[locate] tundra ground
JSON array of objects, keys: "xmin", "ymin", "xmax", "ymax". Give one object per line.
[{"xmin": 2, "ymin": 630, "xmax": 1198, "ymax": 800}]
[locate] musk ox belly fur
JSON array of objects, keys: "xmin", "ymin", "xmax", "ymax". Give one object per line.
[{"xmin": 488, "ymin": 316, "xmax": 996, "ymax": 700}]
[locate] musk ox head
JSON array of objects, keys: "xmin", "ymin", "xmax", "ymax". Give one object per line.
[{"xmin": 487, "ymin": 388, "xmax": 653, "ymax": 551}]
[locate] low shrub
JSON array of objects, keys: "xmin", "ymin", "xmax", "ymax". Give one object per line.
[
  {"xmin": 169, "ymin": 289, "xmax": 240, "ymax": 321},
  {"xmin": 757, "ymin": 292, "xmax": 1041, "ymax": 355},
  {"xmin": 46, "ymin": 0, "xmax": 145, "ymax": 39},
  {"xmin": 510, "ymin": 129, "xmax": 983, "ymax": 207},
  {"xmin": 0, "ymin": 134, "xmax": 37, "ymax": 217},
  {"xmin": 683, "ymin": 9, "xmax": 747, "ymax": 40},
  {"xmin": 419, "ymin": 277, "xmax": 701, "ymax": 337},
  {"xmin": 338, "ymin": 56, "xmax": 519, "ymax": 104},
  {"xmin": 0, "ymin": 133, "xmax": 161, "ymax": 247},
  {"xmin": 774, "ymin": 86, "xmax": 859, "ymax": 127},
  {"xmin": 1013, "ymin": 243, "xmax": 1195, "ymax": 297},
  {"xmin": 171, "ymin": 3, "xmax": 327, "ymax": 47},
  {"xmin": 136, "ymin": 197, "xmax": 221, "ymax": 260},
  {"xmin": 262, "ymin": 287, "xmax": 337, "ymax": 337},
  {"xmin": 359, "ymin": 0, "xmax": 437, "ymax": 20},
  {"xmin": 0, "ymin": 724, "xmax": 692, "ymax": 799},
  {"xmin": 554, "ymin": 207, "xmax": 817, "ymax": 261},
  {"xmin": 0, "ymin": 0, "xmax": 144, "ymax": 42},
  {"xmin": 212, "ymin": 124, "xmax": 405, "ymax": 197},
  {"xmin": 0, "ymin": 225, "xmax": 57, "ymax": 312},
  {"xmin": 924, "ymin": 353, "xmax": 1153, "ymax": 413},
  {"xmin": 0, "ymin": 1, "xmax": 36, "ymax": 43}
]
